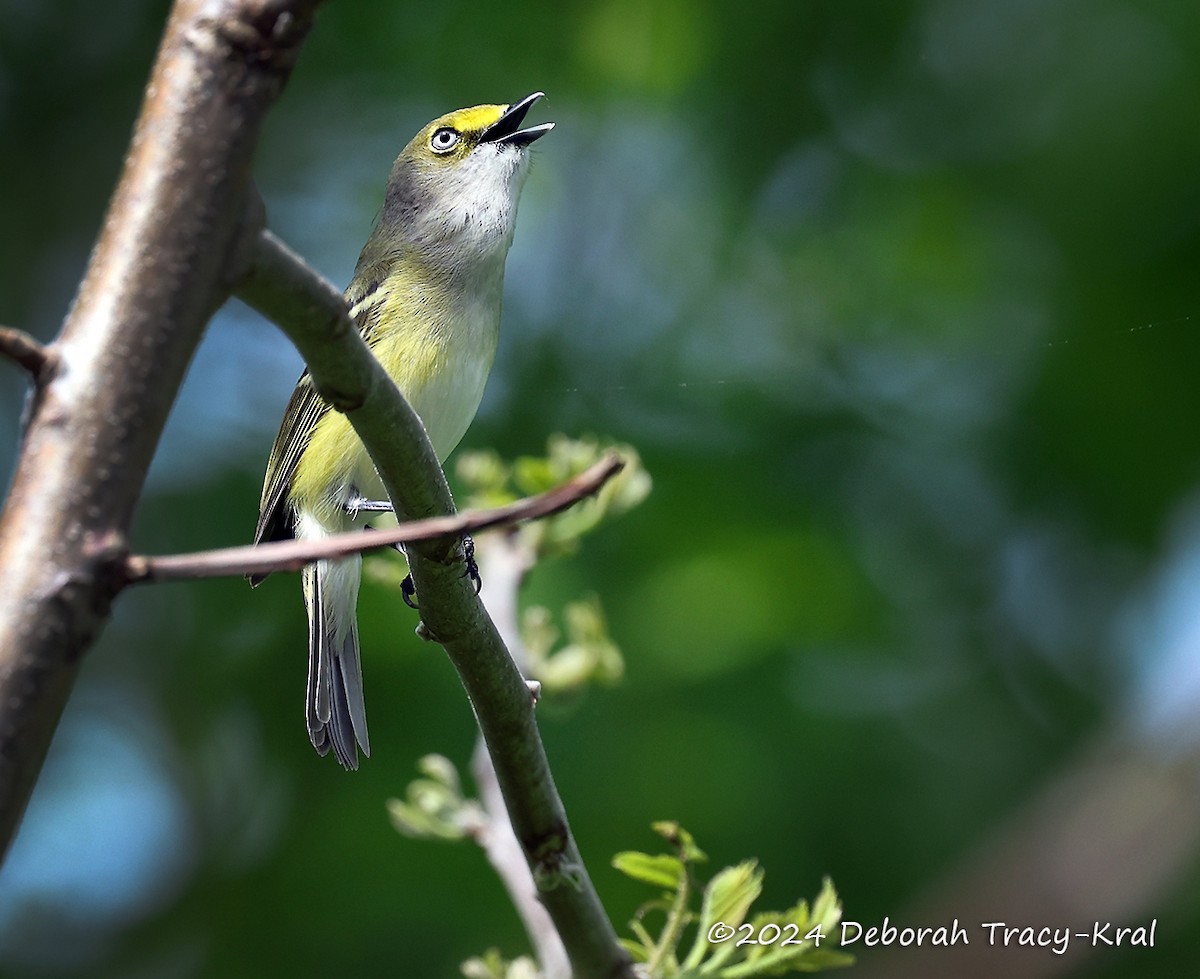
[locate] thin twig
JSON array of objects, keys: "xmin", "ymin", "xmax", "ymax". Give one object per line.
[
  {"xmin": 472, "ymin": 738, "xmax": 573, "ymax": 979},
  {"xmin": 0, "ymin": 327, "xmax": 50, "ymax": 380},
  {"xmin": 472, "ymin": 531, "xmax": 572, "ymax": 979},
  {"xmin": 125, "ymin": 454, "xmax": 623, "ymax": 583}
]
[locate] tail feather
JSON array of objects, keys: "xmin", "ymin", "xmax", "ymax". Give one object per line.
[{"xmin": 303, "ymin": 559, "xmax": 371, "ymax": 769}]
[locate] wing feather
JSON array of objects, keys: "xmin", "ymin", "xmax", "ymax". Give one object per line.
[
  {"xmin": 251, "ymin": 269, "xmax": 389, "ymax": 563},
  {"xmin": 251, "ymin": 375, "xmax": 327, "ymax": 558}
]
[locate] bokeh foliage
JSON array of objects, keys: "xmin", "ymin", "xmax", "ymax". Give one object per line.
[{"xmin": 2, "ymin": 0, "xmax": 1200, "ymax": 976}]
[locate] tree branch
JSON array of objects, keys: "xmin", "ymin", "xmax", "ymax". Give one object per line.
[
  {"xmin": 0, "ymin": 327, "xmax": 52, "ymax": 381},
  {"xmin": 234, "ymin": 235, "xmax": 635, "ymax": 978},
  {"xmin": 0, "ymin": 0, "xmax": 321, "ymax": 860},
  {"xmin": 125, "ymin": 454, "xmax": 623, "ymax": 583}
]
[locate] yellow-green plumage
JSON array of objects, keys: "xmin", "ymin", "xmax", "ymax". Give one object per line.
[
  {"xmin": 253, "ymin": 95, "xmax": 552, "ymax": 769},
  {"xmin": 287, "ymin": 258, "xmax": 501, "ymax": 525}
]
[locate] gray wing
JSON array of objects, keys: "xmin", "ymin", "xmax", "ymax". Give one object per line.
[
  {"xmin": 250, "ymin": 374, "xmax": 329, "ymax": 582},
  {"xmin": 251, "ymin": 263, "xmax": 389, "ymax": 571}
]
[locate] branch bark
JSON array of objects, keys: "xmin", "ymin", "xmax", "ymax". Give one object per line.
[
  {"xmin": 0, "ymin": 327, "xmax": 52, "ymax": 381},
  {"xmin": 0, "ymin": 0, "xmax": 321, "ymax": 859}
]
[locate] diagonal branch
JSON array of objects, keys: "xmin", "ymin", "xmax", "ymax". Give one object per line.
[
  {"xmin": 0, "ymin": 327, "xmax": 52, "ymax": 381},
  {"xmin": 0, "ymin": 0, "xmax": 322, "ymax": 861},
  {"xmin": 125, "ymin": 454, "xmax": 623, "ymax": 583},
  {"xmin": 234, "ymin": 231, "xmax": 635, "ymax": 979}
]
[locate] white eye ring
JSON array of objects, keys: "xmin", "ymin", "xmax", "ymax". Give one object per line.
[{"xmin": 430, "ymin": 127, "xmax": 460, "ymax": 153}]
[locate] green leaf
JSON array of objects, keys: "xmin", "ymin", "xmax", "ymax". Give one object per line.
[
  {"xmin": 716, "ymin": 881, "xmax": 854, "ymax": 977},
  {"xmin": 701, "ymin": 861, "xmax": 763, "ymax": 932},
  {"xmin": 386, "ymin": 756, "xmax": 481, "ymax": 841},
  {"xmin": 619, "ymin": 936, "xmax": 652, "ymax": 963},
  {"xmin": 460, "ymin": 950, "xmax": 543, "ymax": 979},
  {"xmin": 460, "ymin": 948, "xmax": 506, "ymax": 979},
  {"xmin": 617, "ymin": 827, "xmax": 850, "ymax": 976},
  {"xmin": 417, "ymin": 753, "xmax": 462, "ymax": 792},
  {"xmin": 456, "ymin": 436, "xmax": 652, "ymax": 564},
  {"xmin": 612, "ymin": 851, "xmax": 687, "ymax": 889},
  {"xmin": 651, "ymin": 821, "xmax": 708, "ymax": 863},
  {"xmin": 528, "ymin": 596, "xmax": 626, "ymax": 693},
  {"xmin": 809, "ymin": 878, "xmax": 843, "ymax": 935},
  {"xmin": 513, "ymin": 455, "xmax": 558, "ymax": 496},
  {"xmin": 454, "ymin": 449, "xmax": 514, "ymax": 504},
  {"xmin": 681, "ymin": 860, "xmax": 763, "ymax": 971}
]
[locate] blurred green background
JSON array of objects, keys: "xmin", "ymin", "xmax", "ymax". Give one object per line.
[{"xmin": 2, "ymin": 0, "xmax": 1200, "ymax": 976}]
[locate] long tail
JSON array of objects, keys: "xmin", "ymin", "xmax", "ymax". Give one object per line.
[{"xmin": 302, "ymin": 557, "xmax": 370, "ymax": 769}]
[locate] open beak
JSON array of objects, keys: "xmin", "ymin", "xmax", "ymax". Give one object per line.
[{"xmin": 482, "ymin": 92, "xmax": 554, "ymax": 147}]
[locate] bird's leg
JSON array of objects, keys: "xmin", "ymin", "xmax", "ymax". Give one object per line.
[
  {"xmin": 345, "ymin": 492, "xmax": 394, "ymax": 516},
  {"xmin": 346, "ymin": 494, "xmax": 419, "ymax": 606}
]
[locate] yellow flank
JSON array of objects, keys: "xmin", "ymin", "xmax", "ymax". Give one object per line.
[
  {"xmin": 288, "ymin": 421, "xmax": 360, "ymax": 524},
  {"xmin": 287, "ymin": 254, "xmax": 501, "ymax": 527}
]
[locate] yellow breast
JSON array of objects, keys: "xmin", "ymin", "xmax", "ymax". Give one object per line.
[{"xmin": 288, "ymin": 263, "xmax": 502, "ymax": 529}]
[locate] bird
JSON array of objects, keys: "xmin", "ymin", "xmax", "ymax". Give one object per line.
[{"xmin": 251, "ymin": 93, "xmax": 552, "ymax": 768}]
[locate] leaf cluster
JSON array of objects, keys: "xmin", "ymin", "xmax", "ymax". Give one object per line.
[
  {"xmin": 613, "ymin": 823, "xmax": 853, "ymax": 977},
  {"xmin": 456, "ymin": 434, "xmax": 652, "ymax": 560}
]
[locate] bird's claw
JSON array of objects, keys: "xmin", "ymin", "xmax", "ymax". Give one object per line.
[
  {"xmin": 463, "ymin": 536, "xmax": 481, "ymax": 595},
  {"xmin": 400, "ymin": 537, "xmax": 479, "ymax": 611}
]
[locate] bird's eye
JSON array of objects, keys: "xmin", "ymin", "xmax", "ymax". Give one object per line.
[{"xmin": 430, "ymin": 127, "xmax": 460, "ymax": 153}]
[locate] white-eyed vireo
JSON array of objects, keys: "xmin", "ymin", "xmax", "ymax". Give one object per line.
[{"xmin": 251, "ymin": 93, "xmax": 552, "ymax": 768}]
